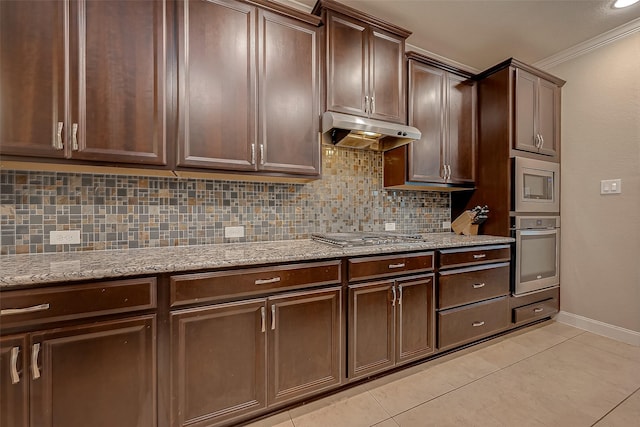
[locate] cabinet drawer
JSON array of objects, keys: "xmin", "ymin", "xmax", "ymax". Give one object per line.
[
  {"xmin": 0, "ymin": 277, "xmax": 157, "ymax": 329},
  {"xmin": 439, "ymin": 245, "xmax": 510, "ymax": 269},
  {"xmin": 438, "ymin": 296, "xmax": 509, "ymax": 350},
  {"xmin": 512, "ymin": 297, "xmax": 558, "ymax": 326},
  {"xmin": 170, "ymin": 260, "xmax": 342, "ymax": 307},
  {"xmin": 438, "ymin": 263, "xmax": 510, "ymax": 310},
  {"xmin": 348, "ymin": 252, "xmax": 434, "ymax": 282}
]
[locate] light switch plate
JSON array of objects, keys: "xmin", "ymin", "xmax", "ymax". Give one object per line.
[
  {"xmin": 442, "ymin": 221, "xmax": 451, "ymax": 229},
  {"xmin": 50, "ymin": 230, "xmax": 81, "ymax": 245},
  {"xmin": 224, "ymin": 226, "xmax": 245, "ymax": 238},
  {"xmin": 600, "ymin": 179, "xmax": 622, "ymax": 194},
  {"xmin": 384, "ymin": 222, "xmax": 396, "ymax": 231}
]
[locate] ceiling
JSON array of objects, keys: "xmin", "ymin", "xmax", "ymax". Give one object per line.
[{"xmin": 290, "ymin": 0, "xmax": 640, "ymax": 72}]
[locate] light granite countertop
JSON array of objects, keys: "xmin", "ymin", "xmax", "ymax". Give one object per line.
[{"xmin": 0, "ymin": 233, "xmax": 513, "ymax": 289}]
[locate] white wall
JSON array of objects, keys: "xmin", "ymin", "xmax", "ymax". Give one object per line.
[{"xmin": 547, "ymin": 32, "xmax": 640, "ymax": 335}]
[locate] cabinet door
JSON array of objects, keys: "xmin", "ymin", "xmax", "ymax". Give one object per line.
[
  {"xmin": 268, "ymin": 287, "xmax": 342, "ymax": 405},
  {"xmin": 348, "ymin": 280, "xmax": 395, "ymax": 379},
  {"xmin": 29, "ymin": 316, "xmax": 156, "ymax": 427},
  {"xmin": 407, "ymin": 62, "xmax": 445, "ymax": 183},
  {"xmin": 258, "ymin": 10, "xmax": 320, "ymax": 176},
  {"xmin": 171, "ymin": 300, "xmax": 266, "ymax": 427},
  {"xmin": 177, "ymin": 0, "xmax": 256, "ymax": 171},
  {"xmin": 514, "ymin": 68, "xmax": 538, "ymax": 153},
  {"xmin": 0, "ymin": 335, "xmax": 28, "ymax": 427},
  {"xmin": 69, "ymin": 0, "xmax": 166, "ymax": 165},
  {"xmin": 396, "ymin": 275, "xmax": 435, "ymax": 364},
  {"xmin": 537, "ymin": 78, "xmax": 559, "ymax": 158},
  {"xmin": 0, "ymin": 0, "xmax": 66, "ymax": 159},
  {"xmin": 447, "ymin": 74, "xmax": 476, "ymax": 184},
  {"xmin": 369, "ymin": 28, "xmax": 406, "ymax": 124},
  {"xmin": 326, "ymin": 11, "xmax": 368, "ymax": 117}
]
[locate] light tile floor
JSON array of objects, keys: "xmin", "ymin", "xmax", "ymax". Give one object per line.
[{"xmin": 247, "ymin": 321, "xmax": 640, "ymax": 427}]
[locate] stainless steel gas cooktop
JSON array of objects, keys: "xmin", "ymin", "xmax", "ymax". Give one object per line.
[{"xmin": 311, "ymin": 232, "xmax": 423, "ymax": 247}]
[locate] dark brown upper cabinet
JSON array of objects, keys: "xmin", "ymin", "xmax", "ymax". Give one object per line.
[
  {"xmin": 313, "ymin": 0, "xmax": 409, "ymax": 124},
  {"xmin": 384, "ymin": 54, "xmax": 476, "ymax": 190},
  {"xmin": 0, "ymin": 0, "xmax": 167, "ymax": 165},
  {"xmin": 176, "ymin": 0, "xmax": 321, "ymax": 178},
  {"xmin": 514, "ymin": 68, "xmax": 561, "ymax": 159}
]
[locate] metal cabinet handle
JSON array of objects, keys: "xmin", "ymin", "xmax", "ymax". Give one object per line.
[
  {"xmin": 371, "ymin": 97, "xmax": 375, "ymax": 113},
  {"xmin": 533, "ymin": 307, "xmax": 544, "ymax": 313},
  {"xmin": 539, "ymin": 135, "xmax": 544, "ymax": 149},
  {"xmin": 72, "ymin": 123, "xmax": 78, "ymax": 151},
  {"xmin": 389, "ymin": 263, "xmax": 405, "ymax": 269},
  {"xmin": 10, "ymin": 347, "xmax": 20, "ymax": 384},
  {"xmin": 251, "ymin": 143, "xmax": 256, "ymax": 165},
  {"xmin": 364, "ymin": 96, "xmax": 369, "ymax": 113},
  {"xmin": 31, "ymin": 343, "xmax": 41, "ymax": 380},
  {"xmin": 260, "ymin": 144, "xmax": 265, "ymax": 166},
  {"xmin": 391, "ymin": 286, "xmax": 396, "ymax": 306},
  {"xmin": 54, "ymin": 122, "xmax": 64, "ymax": 150},
  {"xmin": 472, "ymin": 254, "xmax": 486, "ymax": 259},
  {"xmin": 398, "ymin": 285, "xmax": 403, "ymax": 305},
  {"xmin": 1, "ymin": 303, "xmax": 50, "ymax": 316},
  {"xmin": 255, "ymin": 277, "xmax": 280, "ymax": 285},
  {"xmin": 271, "ymin": 305, "xmax": 276, "ymax": 330},
  {"xmin": 473, "ymin": 283, "xmax": 486, "ymax": 289},
  {"xmin": 260, "ymin": 307, "xmax": 266, "ymax": 333},
  {"xmin": 472, "ymin": 321, "xmax": 485, "ymax": 327},
  {"xmin": 447, "ymin": 165, "xmax": 452, "ymax": 180}
]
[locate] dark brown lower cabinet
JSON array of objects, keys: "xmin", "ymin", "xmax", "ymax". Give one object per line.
[
  {"xmin": 171, "ymin": 287, "xmax": 342, "ymax": 427},
  {"xmin": 0, "ymin": 316, "xmax": 156, "ymax": 427},
  {"xmin": 348, "ymin": 274, "xmax": 435, "ymax": 380}
]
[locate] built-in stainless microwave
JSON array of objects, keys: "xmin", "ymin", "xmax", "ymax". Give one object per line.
[{"xmin": 513, "ymin": 157, "xmax": 560, "ymax": 213}]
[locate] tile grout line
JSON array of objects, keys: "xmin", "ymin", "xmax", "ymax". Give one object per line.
[
  {"xmin": 589, "ymin": 384, "xmax": 640, "ymax": 427},
  {"xmin": 567, "ymin": 332, "xmax": 640, "ymax": 364},
  {"xmin": 385, "ymin": 331, "xmax": 577, "ymax": 419}
]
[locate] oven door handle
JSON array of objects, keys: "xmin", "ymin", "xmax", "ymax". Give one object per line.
[{"xmin": 518, "ymin": 229, "xmax": 558, "ymax": 236}]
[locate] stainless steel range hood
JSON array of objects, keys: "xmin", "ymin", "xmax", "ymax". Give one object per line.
[{"xmin": 321, "ymin": 111, "xmax": 421, "ymax": 151}]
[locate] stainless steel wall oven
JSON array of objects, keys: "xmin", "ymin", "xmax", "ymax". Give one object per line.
[{"xmin": 511, "ymin": 216, "xmax": 560, "ymax": 296}]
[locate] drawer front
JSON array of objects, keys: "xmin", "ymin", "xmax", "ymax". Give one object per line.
[
  {"xmin": 170, "ymin": 260, "xmax": 342, "ymax": 307},
  {"xmin": 438, "ymin": 296, "xmax": 509, "ymax": 350},
  {"xmin": 513, "ymin": 297, "xmax": 558, "ymax": 326},
  {"xmin": 439, "ymin": 245, "xmax": 510, "ymax": 269},
  {"xmin": 348, "ymin": 252, "xmax": 434, "ymax": 282},
  {"xmin": 438, "ymin": 263, "xmax": 510, "ymax": 310},
  {"xmin": 0, "ymin": 277, "xmax": 157, "ymax": 329}
]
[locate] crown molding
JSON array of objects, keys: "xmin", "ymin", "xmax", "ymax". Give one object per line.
[
  {"xmin": 534, "ymin": 17, "xmax": 640, "ymax": 70},
  {"xmin": 405, "ymin": 43, "xmax": 480, "ymax": 74},
  {"xmin": 274, "ymin": 0, "xmax": 313, "ymax": 13}
]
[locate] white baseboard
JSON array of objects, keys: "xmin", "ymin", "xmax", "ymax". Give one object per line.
[{"xmin": 554, "ymin": 311, "xmax": 640, "ymax": 347}]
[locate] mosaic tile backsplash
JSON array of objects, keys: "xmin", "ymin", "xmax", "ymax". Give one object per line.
[{"xmin": 1, "ymin": 147, "xmax": 450, "ymax": 254}]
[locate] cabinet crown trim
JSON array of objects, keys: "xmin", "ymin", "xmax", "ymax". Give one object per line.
[
  {"xmin": 312, "ymin": 0, "xmax": 411, "ymax": 38},
  {"xmin": 475, "ymin": 57, "xmax": 566, "ymax": 86},
  {"xmin": 250, "ymin": 0, "xmax": 322, "ymax": 25},
  {"xmin": 406, "ymin": 51, "xmax": 475, "ymax": 79}
]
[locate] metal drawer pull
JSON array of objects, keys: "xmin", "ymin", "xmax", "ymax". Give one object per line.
[
  {"xmin": 251, "ymin": 143, "xmax": 256, "ymax": 165},
  {"xmin": 54, "ymin": 122, "xmax": 64, "ymax": 149},
  {"xmin": 533, "ymin": 307, "xmax": 544, "ymax": 313},
  {"xmin": 473, "ymin": 283, "xmax": 486, "ymax": 289},
  {"xmin": 72, "ymin": 123, "xmax": 79, "ymax": 151},
  {"xmin": 31, "ymin": 343, "xmax": 41, "ymax": 380},
  {"xmin": 472, "ymin": 254, "xmax": 487, "ymax": 259},
  {"xmin": 271, "ymin": 305, "xmax": 276, "ymax": 330},
  {"xmin": 1, "ymin": 303, "xmax": 50, "ymax": 316},
  {"xmin": 389, "ymin": 263, "xmax": 405, "ymax": 269},
  {"xmin": 472, "ymin": 321, "xmax": 485, "ymax": 327},
  {"xmin": 10, "ymin": 347, "xmax": 20, "ymax": 384},
  {"xmin": 398, "ymin": 286, "xmax": 403, "ymax": 305},
  {"xmin": 255, "ymin": 277, "xmax": 281, "ymax": 285},
  {"xmin": 260, "ymin": 307, "xmax": 266, "ymax": 333},
  {"xmin": 260, "ymin": 144, "xmax": 265, "ymax": 165},
  {"xmin": 391, "ymin": 286, "xmax": 396, "ymax": 306}
]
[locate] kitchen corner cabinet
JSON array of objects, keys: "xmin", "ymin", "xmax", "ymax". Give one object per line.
[
  {"xmin": 347, "ymin": 252, "xmax": 435, "ymax": 380},
  {"xmin": 0, "ymin": 0, "xmax": 167, "ymax": 165},
  {"xmin": 315, "ymin": 0, "xmax": 409, "ymax": 124},
  {"xmin": 169, "ymin": 261, "xmax": 342, "ymax": 427},
  {"xmin": 514, "ymin": 68, "xmax": 561, "ymax": 159},
  {"xmin": 176, "ymin": 0, "xmax": 321, "ymax": 177},
  {"xmin": 384, "ymin": 54, "xmax": 476, "ymax": 190},
  {"xmin": 0, "ymin": 277, "xmax": 157, "ymax": 427}
]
